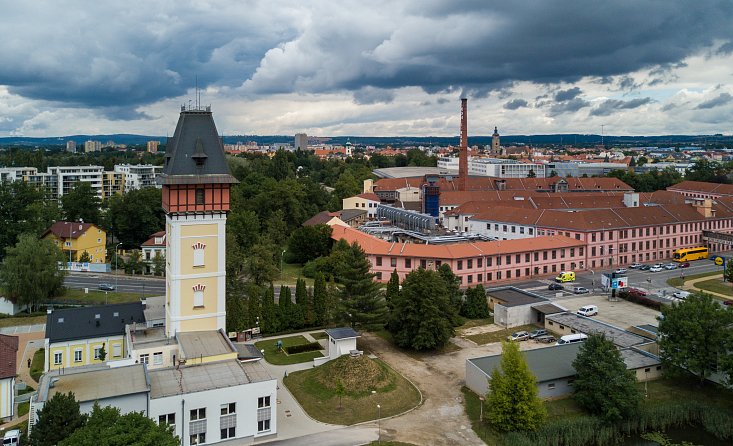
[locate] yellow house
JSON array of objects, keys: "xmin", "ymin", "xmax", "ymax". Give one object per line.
[
  {"xmin": 44, "ymin": 302, "xmax": 145, "ymax": 372},
  {"xmin": 42, "ymin": 222, "xmax": 107, "ymax": 263}
]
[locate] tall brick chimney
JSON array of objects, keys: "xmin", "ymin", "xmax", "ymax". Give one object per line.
[{"xmin": 459, "ymin": 98, "xmax": 468, "ymax": 190}]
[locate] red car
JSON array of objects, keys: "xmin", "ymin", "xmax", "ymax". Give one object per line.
[
  {"xmin": 724, "ymin": 300, "xmax": 733, "ymax": 306},
  {"xmin": 678, "ymin": 262, "xmax": 690, "ymax": 268},
  {"xmin": 626, "ymin": 287, "xmax": 648, "ymax": 297}
]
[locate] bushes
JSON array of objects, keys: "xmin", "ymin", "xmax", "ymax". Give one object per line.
[
  {"xmin": 618, "ymin": 291, "xmax": 661, "ymax": 311},
  {"xmin": 502, "ymin": 400, "xmax": 733, "ymax": 446},
  {"xmin": 285, "ymin": 342, "xmax": 322, "ymax": 355}
]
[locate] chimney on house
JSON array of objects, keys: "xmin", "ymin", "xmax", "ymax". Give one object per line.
[
  {"xmin": 458, "ymin": 98, "xmax": 468, "ymax": 190},
  {"xmin": 623, "ymin": 192, "xmax": 639, "ymax": 208},
  {"xmin": 692, "ymin": 198, "xmax": 714, "ymax": 218}
]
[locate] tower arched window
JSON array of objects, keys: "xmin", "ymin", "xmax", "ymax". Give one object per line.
[
  {"xmin": 193, "ymin": 283, "xmax": 205, "ymax": 308},
  {"xmin": 192, "ymin": 242, "xmax": 206, "ymax": 267}
]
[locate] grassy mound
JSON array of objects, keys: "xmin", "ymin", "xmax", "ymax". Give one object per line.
[
  {"xmin": 314, "ymin": 355, "xmax": 392, "ymax": 394},
  {"xmin": 284, "ymin": 356, "xmax": 420, "ymax": 425}
]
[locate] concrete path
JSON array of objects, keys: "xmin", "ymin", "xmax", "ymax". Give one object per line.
[
  {"xmin": 257, "ymin": 425, "xmax": 377, "ymax": 446},
  {"xmin": 0, "ymin": 324, "xmax": 45, "ymax": 335}
]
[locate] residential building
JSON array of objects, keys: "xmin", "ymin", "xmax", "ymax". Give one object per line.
[
  {"xmin": 114, "ymin": 164, "xmax": 162, "ymax": 192},
  {"xmin": 142, "ymin": 231, "xmax": 166, "ymax": 274},
  {"xmin": 466, "ymin": 342, "xmax": 662, "ymax": 399},
  {"xmin": 84, "ymin": 140, "xmax": 102, "ymax": 152},
  {"xmin": 0, "ymin": 334, "xmax": 18, "ymax": 422},
  {"xmin": 103, "ymin": 171, "xmax": 125, "ymax": 197},
  {"xmin": 469, "ymin": 158, "xmax": 546, "ymax": 178},
  {"xmin": 342, "ymin": 193, "xmax": 380, "ymax": 218},
  {"xmin": 0, "ymin": 167, "xmax": 38, "ymax": 182},
  {"xmin": 66, "ymin": 140, "xmax": 77, "ymax": 153},
  {"xmin": 294, "ymin": 133, "xmax": 308, "ymax": 151},
  {"xmin": 41, "ymin": 222, "xmax": 107, "ymax": 264},
  {"xmin": 147, "ymin": 140, "xmax": 160, "ymax": 153},
  {"xmin": 667, "ymin": 180, "xmax": 733, "ymax": 199},
  {"xmin": 43, "ymin": 302, "xmax": 144, "ymax": 372},
  {"xmin": 47, "ymin": 165, "xmax": 105, "ymax": 198}
]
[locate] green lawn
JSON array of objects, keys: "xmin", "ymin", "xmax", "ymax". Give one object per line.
[
  {"xmin": 464, "ymin": 324, "xmax": 539, "ymax": 345},
  {"xmin": 254, "ymin": 335, "xmax": 323, "ymax": 365},
  {"xmin": 691, "ymin": 278, "xmax": 733, "ymax": 297},
  {"xmin": 667, "ymin": 270, "xmax": 721, "ymax": 287},
  {"xmin": 17, "ymin": 385, "xmax": 35, "ymax": 396},
  {"xmin": 371, "ymin": 329, "xmax": 461, "ymax": 358},
  {"xmin": 274, "ymin": 263, "xmax": 313, "ymax": 286},
  {"xmin": 30, "ymin": 348, "xmax": 45, "ymax": 383},
  {"xmin": 458, "ymin": 318, "xmax": 494, "ymax": 330},
  {"xmin": 284, "ymin": 357, "xmax": 421, "ymax": 425},
  {"xmin": 17, "ymin": 401, "xmax": 29, "ymax": 417},
  {"xmin": 56, "ymin": 288, "xmax": 141, "ymax": 304}
]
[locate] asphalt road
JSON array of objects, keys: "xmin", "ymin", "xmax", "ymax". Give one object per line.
[{"xmin": 64, "ymin": 272, "xmax": 166, "ymax": 295}]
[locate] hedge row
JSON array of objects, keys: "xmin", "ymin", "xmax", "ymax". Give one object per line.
[
  {"xmin": 285, "ymin": 342, "xmax": 322, "ymax": 355},
  {"xmin": 618, "ymin": 291, "xmax": 662, "ymax": 311}
]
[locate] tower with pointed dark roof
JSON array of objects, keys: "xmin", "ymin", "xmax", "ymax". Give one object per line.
[
  {"xmin": 158, "ymin": 106, "xmax": 237, "ymax": 337},
  {"xmin": 492, "ymin": 126, "xmax": 500, "ymax": 153}
]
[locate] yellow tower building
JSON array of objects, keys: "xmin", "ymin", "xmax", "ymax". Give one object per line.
[{"xmin": 157, "ymin": 106, "xmax": 238, "ymax": 337}]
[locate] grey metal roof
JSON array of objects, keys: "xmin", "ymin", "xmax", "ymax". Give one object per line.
[
  {"xmin": 149, "ymin": 359, "xmax": 272, "ymax": 399},
  {"xmin": 45, "ymin": 302, "xmax": 145, "ymax": 343},
  {"xmin": 235, "ymin": 343, "xmax": 264, "ymax": 360},
  {"xmin": 487, "ymin": 287, "xmax": 547, "ymax": 307},
  {"xmin": 40, "ymin": 364, "xmax": 149, "ymax": 404},
  {"xmin": 546, "ymin": 313, "xmax": 650, "ymax": 348},
  {"xmin": 468, "ymin": 343, "xmax": 582, "ymax": 382},
  {"xmin": 325, "ymin": 327, "xmax": 359, "ymax": 340},
  {"xmin": 158, "ymin": 108, "xmax": 237, "ymax": 185},
  {"xmin": 532, "ymin": 303, "xmax": 566, "ymax": 314}
]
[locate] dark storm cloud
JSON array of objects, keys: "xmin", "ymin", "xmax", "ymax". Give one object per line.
[
  {"xmin": 548, "ymin": 98, "xmax": 590, "ymax": 116},
  {"xmin": 590, "ymin": 97, "xmax": 653, "ymax": 116},
  {"xmin": 503, "ymin": 99, "xmax": 528, "ymax": 110},
  {"xmin": 696, "ymin": 93, "xmax": 733, "ymax": 109},
  {"xmin": 352, "ymin": 87, "xmax": 395, "ymax": 104},
  {"xmin": 2, "ymin": 1, "xmax": 733, "ymax": 117},
  {"xmin": 554, "ymin": 87, "xmax": 583, "ymax": 102}
]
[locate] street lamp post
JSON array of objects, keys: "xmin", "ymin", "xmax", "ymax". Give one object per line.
[
  {"xmin": 280, "ymin": 249, "xmax": 286, "ymax": 281},
  {"xmin": 115, "ymin": 242, "xmax": 123, "ymax": 291},
  {"xmin": 479, "ymin": 396, "xmax": 484, "ymax": 422},
  {"xmin": 376, "ymin": 404, "xmax": 381, "ymax": 444}
]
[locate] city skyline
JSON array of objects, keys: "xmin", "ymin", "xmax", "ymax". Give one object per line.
[{"xmin": 1, "ymin": 1, "xmax": 732, "ymax": 137}]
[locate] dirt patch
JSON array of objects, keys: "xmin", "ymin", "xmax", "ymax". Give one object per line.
[{"xmin": 360, "ymin": 331, "xmax": 550, "ymax": 446}]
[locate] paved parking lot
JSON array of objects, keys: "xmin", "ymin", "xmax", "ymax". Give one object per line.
[{"xmin": 554, "ymin": 294, "xmax": 660, "ymax": 330}]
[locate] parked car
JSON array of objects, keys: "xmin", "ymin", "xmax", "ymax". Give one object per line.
[
  {"xmin": 630, "ymin": 263, "xmax": 643, "ymax": 269},
  {"xmin": 639, "ymin": 264, "xmax": 651, "ymax": 271},
  {"xmin": 573, "ymin": 286, "xmax": 590, "ymax": 294},
  {"xmin": 577, "ymin": 305, "xmax": 599, "ymax": 317},
  {"xmin": 614, "ymin": 268, "xmax": 628, "ymax": 274},
  {"xmin": 98, "ymin": 283, "xmax": 115, "ymax": 291},
  {"xmin": 724, "ymin": 300, "xmax": 733, "ymax": 306},
  {"xmin": 652, "ymin": 263, "xmax": 664, "ymax": 269},
  {"xmin": 679, "ymin": 262, "xmax": 690, "ymax": 268},
  {"xmin": 529, "ymin": 329, "xmax": 548, "ymax": 339},
  {"xmin": 535, "ymin": 335, "xmax": 557, "ymax": 344},
  {"xmin": 664, "ymin": 263, "xmax": 677, "ymax": 270},
  {"xmin": 626, "ymin": 287, "xmax": 648, "ymax": 296},
  {"xmin": 649, "ymin": 266, "xmax": 663, "ymax": 272},
  {"xmin": 672, "ymin": 291, "xmax": 691, "ymax": 299},
  {"xmin": 508, "ymin": 331, "xmax": 530, "ymax": 342},
  {"xmin": 548, "ymin": 283, "xmax": 564, "ymax": 291}
]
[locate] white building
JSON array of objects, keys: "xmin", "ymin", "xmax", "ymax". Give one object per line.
[
  {"xmin": 84, "ymin": 140, "xmax": 102, "ymax": 152},
  {"xmin": 294, "ymin": 133, "xmax": 308, "ymax": 151},
  {"xmin": 437, "ymin": 156, "xmax": 460, "ymax": 171},
  {"xmin": 114, "ymin": 164, "xmax": 162, "ymax": 191},
  {"xmin": 47, "ymin": 165, "xmax": 105, "ymax": 198},
  {"xmin": 66, "ymin": 141, "xmax": 77, "ymax": 153},
  {"xmin": 0, "ymin": 167, "xmax": 38, "ymax": 182},
  {"xmin": 437, "ymin": 156, "xmax": 545, "ymax": 178}
]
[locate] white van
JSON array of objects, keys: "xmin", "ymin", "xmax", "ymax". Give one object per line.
[
  {"xmin": 577, "ymin": 305, "xmax": 598, "ymax": 317},
  {"xmin": 556, "ymin": 333, "xmax": 588, "ymax": 345},
  {"xmin": 3, "ymin": 430, "xmax": 20, "ymax": 446}
]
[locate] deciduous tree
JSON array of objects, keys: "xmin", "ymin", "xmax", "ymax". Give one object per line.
[
  {"xmin": 0, "ymin": 234, "xmax": 66, "ymax": 312},
  {"xmin": 105, "ymin": 187, "xmax": 164, "ymax": 247},
  {"xmin": 572, "ymin": 334, "xmax": 641, "ymax": 422},
  {"xmin": 60, "ymin": 181, "xmax": 101, "ymax": 225},
  {"xmin": 486, "ymin": 341, "xmax": 546, "ymax": 431},
  {"xmin": 0, "ymin": 181, "xmax": 60, "ymax": 260},
  {"xmin": 287, "ymin": 224, "xmax": 333, "ymax": 264},
  {"xmin": 658, "ymin": 293, "xmax": 733, "ymax": 384},
  {"xmin": 387, "ymin": 268, "xmax": 456, "ymax": 350},
  {"xmin": 461, "ymin": 285, "xmax": 490, "ymax": 319}
]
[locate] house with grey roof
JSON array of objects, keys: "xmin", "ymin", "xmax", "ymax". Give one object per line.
[{"xmin": 466, "ymin": 343, "xmax": 662, "ymax": 399}]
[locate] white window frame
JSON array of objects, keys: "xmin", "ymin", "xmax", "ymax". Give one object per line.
[
  {"xmin": 140, "ymin": 353, "xmax": 149, "ymax": 364},
  {"xmin": 153, "ymin": 352, "xmax": 163, "ymax": 365},
  {"xmin": 112, "ymin": 344, "xmax": 121, "ymax": 358},
  {"xmin": 54, "ymin": 352, "xmax": 63, "ymax": 365},
  {"xmin": 93, "ymin": 346, "xmax": 102, "ymax": 360},
  {"xmin": 194, "ymin": 290, "xmax": 204, "ymax": 308},
  {"xmin": 74, "ymin": 349, "xmax": 82, "ymax": 363},
  {"xmin": 193, "ymin": 248, "xmax": 205, "ymax": 267}
]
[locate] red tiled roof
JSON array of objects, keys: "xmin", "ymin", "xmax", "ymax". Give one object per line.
[
  {"xmin": 668, "ymin": 181, "xmax": 733, "ymax": 196},
  {"xmin": 375, "ymin": 176, "xmax": 633, "ymax": 194},
  {"xmin": 0, "ymin": 334, "xmax": 18, "ymax": 379},
  {"xmin": 42, "ymin": 222, "xmax": 96, "ymax": 239},
  {"xmin": 330, "ymin": 225, "xmax": 584, "ymax": 259},
  {"xmin": 141, "ymin": 231, "xmax": 166, "ymax": 247},
  {"xmin": 356, "ymin": 193, "xmax": 380, "ymax": 201}
]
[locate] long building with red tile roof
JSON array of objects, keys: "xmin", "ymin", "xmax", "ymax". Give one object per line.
[{"xmin": 667, "ymin": 180, "xmax": 733, "ymax": 199}]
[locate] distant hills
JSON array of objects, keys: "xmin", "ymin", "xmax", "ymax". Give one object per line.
[{"xmin": 0, "ymin": 133, "xmax": 731, "ymax": 148}]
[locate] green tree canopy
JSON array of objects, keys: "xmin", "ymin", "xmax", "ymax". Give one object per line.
[
  {"xmin": 60, "ymin": 403, "xmax": 179, "ymax": 446},
  {"xmin": 387, "ymin": 268, "xmax": 456, "ymax": 351},
  {"xmin": 438, "ymin": 264, "xmax": 464, "ymax": 326},
  {"xmin": 572, "ymin": 334, "xmax": 642, "ymax": 422},
  {"xmin": 461, "ymin": 285, "xmax": 490, "ymax": 319},
  {"xmin": 385, "ymin": 269, "xmax": 400, "ymax": 314},
  {"xmin": 105, "ymin": 187, "xmax": 164, "ymax": 247},
  {"xmin": 1, "ymin": 234, "xmax": 66, "ymax": 312},
  {"xmin": 287, "ymin": 224, "xmax": 333, "ymax": 264},
  {"xmin": 0, "ymin": 181, "xmax": 60, "ymax": 260},
  {"xmin": 244, "ymin": 242, "xmax": 280, "ymax": 286},
  {"xmin": 312, "ymin": 271, "xmax": 329, "ymax": 326},
  {"xmin": 335, "ymin": 241, "xmax": 387, "ymax": 328},
  {"xmin": 486, "ymin": 341, "xmax": 546, "ymax": 432},
  {"xmin": 30, "ymin": 391, "xmax": 86, "ymax": 446},
  {"xmin": 658, "ymin": 293, "xmax": 733, "ymax": 384},
  {"xmin": 60, "ymin": 181, "xmax": 101, "ymax": 225}
]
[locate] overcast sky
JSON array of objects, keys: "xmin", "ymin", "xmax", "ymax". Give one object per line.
[{"xmin": 1, "ymin": 0, "xmax": 733, "ymax": 138}]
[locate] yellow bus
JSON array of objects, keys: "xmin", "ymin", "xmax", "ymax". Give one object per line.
[{"xmin": 672, "ymin": 247, "xmax": 709, "ymax": 262}]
